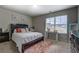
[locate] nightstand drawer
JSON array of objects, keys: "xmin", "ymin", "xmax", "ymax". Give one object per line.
[
  {"xmin": 0, "ymin": 32, "xmax": 9, "ymax": 42},
  {"xmin": 0, "ymin": 36, "xmax": 5, "ymax": 39},
  {"xmin": 0, "ymin": 32, "xmax": 9, "ymax": 36}
]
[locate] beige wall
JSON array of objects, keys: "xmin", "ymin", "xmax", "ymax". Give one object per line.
[{"xmin": 0, "ymin": 8, "xmax": 32, "ymax": 32}]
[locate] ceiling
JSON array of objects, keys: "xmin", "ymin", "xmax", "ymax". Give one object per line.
[{"xmin": 0, "ymin": 5, "xmax": 76, "ymax": 16}]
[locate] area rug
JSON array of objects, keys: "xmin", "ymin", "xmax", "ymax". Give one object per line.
[{"xmin": 24, "ymin": 40, "xmax": 53, "ymax": 53}]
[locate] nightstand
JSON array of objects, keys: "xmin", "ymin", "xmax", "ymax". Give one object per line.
[{"xmin": 0, "ymin": 32, "xmax": 9, "ymax": 42}]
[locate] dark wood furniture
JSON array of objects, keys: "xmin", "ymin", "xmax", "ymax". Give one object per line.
[
  {"xmin": 22, "ymin": 36, "xmax": 44, "ymax": 53},
  {"xmin": 0, "ymin": 32, "xmax": 9, "ymax": 42},
  {"xmin": 70, "ymin": 34, "xmax": 79, "ymax": 52}
]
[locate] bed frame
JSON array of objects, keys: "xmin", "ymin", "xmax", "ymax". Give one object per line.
[
  {"xmin": 22, "ymin": 36, "xmax": 44, "ymax": 52},
  {"xmin": 10, "ymin": 24, "xmax": 44, "ymax": 53}
]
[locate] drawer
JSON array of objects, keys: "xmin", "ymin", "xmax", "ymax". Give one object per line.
[
  {"xmin": 0, "ymin": 36, "xmax": 9, "ymax": 42},
  {"xmin": 0, "ymin": 32, "xmax": 9, "ymax": 36}
]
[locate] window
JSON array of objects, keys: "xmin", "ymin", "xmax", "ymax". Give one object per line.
[
  {"xmin": 55, "ymin": 15, "xmax": 67, "ymax": 33},
  {"xmin": 46, "ymin": 17, "xmax": 55, "ymax": 32},
  {"xmin": 45, "ymin": 15, "xmax": 67, "ymax": 33}
]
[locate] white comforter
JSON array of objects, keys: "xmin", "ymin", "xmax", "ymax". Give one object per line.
[{"xmin": 12, "ymin": 32, "xmax": 43, "ymax": 52}]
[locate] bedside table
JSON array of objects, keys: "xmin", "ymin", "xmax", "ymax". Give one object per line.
[{"xmin": 0, "ymin": 32, "xmax": 9, "ymax": 42}]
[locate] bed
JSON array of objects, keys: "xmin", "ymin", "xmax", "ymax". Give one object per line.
[{"xmin": 10, "ymin": 24, "xmax": 44, "ymax": 53}]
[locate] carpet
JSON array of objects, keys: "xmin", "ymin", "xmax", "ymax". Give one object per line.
[
  {"xmin": 0, "ymin": 41, "xmax": 18, "ymax": 53},
  {"xmin": 0, "ymin": 40, "xmax": 71, "ymax": 53},
  {"xmin": 24, "ymin": 40, "xmax": 53, "ymax": 53}
]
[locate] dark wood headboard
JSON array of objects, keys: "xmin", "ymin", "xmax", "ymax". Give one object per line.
[{"xmin": 10, "ymin": 24, "xmax": 28, "ymax": 37}]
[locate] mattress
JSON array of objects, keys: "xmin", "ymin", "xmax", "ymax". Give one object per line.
[{"xmin": 12, "ymin": 32, "xmax": 43, "ymax": 52}]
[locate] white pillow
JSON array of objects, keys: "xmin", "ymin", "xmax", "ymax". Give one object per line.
[
  {"xmin": 25, "ymin": 28, "xmax": 29, "ymax": 32},
  {"xmin": 21, "ymin": 28, "xmax": 26, "ymax": 32},
  {"xmin": 30, "ymin": 28, "xmax": 34, "ymax": 32},
  {"xmin": 14, "ymin": 29, "xmax": 16, "ymax": 33}
]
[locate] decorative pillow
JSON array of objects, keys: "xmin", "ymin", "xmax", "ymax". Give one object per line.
[
  {"xmin": 30, "ymin": 28, "xmax": 34, "ymax": 32},
  {"xmin": 15, "ymin": 28, "xmax": 22, "ymax": 33},
  {"xmin": 25, "ymin": 28, "xmax": 29, "ymax": 32},
  {"xmin": 14, "ymin": 29, "xmax": 16, "ymax": 33},
  {"xmin": 21, "ymin": 28, "xmax": 26, "ymax": 32}
]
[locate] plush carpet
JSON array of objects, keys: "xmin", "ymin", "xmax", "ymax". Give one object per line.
[
  {"xmin": 24, "ymin": 40, "xmax": 53, "ymax": 53},
  {"xmin": 0, "ymin": 40, "xmax": 71, "ymax": 53},
  {"xmin": 0, "ymin": 41, "xmax": 18, "ymax": 53},
  {"xmin": 24, "ymin": 40, "xmax": 71, "ymax": 53}
]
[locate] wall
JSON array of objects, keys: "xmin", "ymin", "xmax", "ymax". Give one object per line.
[
  {"xmin": 0, "ymin": 7, "xmax": 32, "ymax": 32},
  {"xmin": 78, "ymin": 6, "xmax": 79, "ymax": 19},
  {"xmin": 77, "ymin": 6, "xmax": 79, "ymax": 37},
  {"xmin": 32, "ymin": 7, "xmax": 77, "ymax": 41}
]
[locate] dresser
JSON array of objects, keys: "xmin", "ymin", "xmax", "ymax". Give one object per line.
[{"xmin": 0, "ymin": 32, "xmax": 9, "ymax": 42}]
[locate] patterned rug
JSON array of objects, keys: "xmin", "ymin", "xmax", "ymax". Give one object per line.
[{"xmin": 24, "ymin": 40, "xmax": 53, "ymax": 53}]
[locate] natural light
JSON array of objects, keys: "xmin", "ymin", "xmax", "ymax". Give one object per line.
[{"xmin": 45, "ymin": 15, "xmax": 67, "ymax": 33}]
